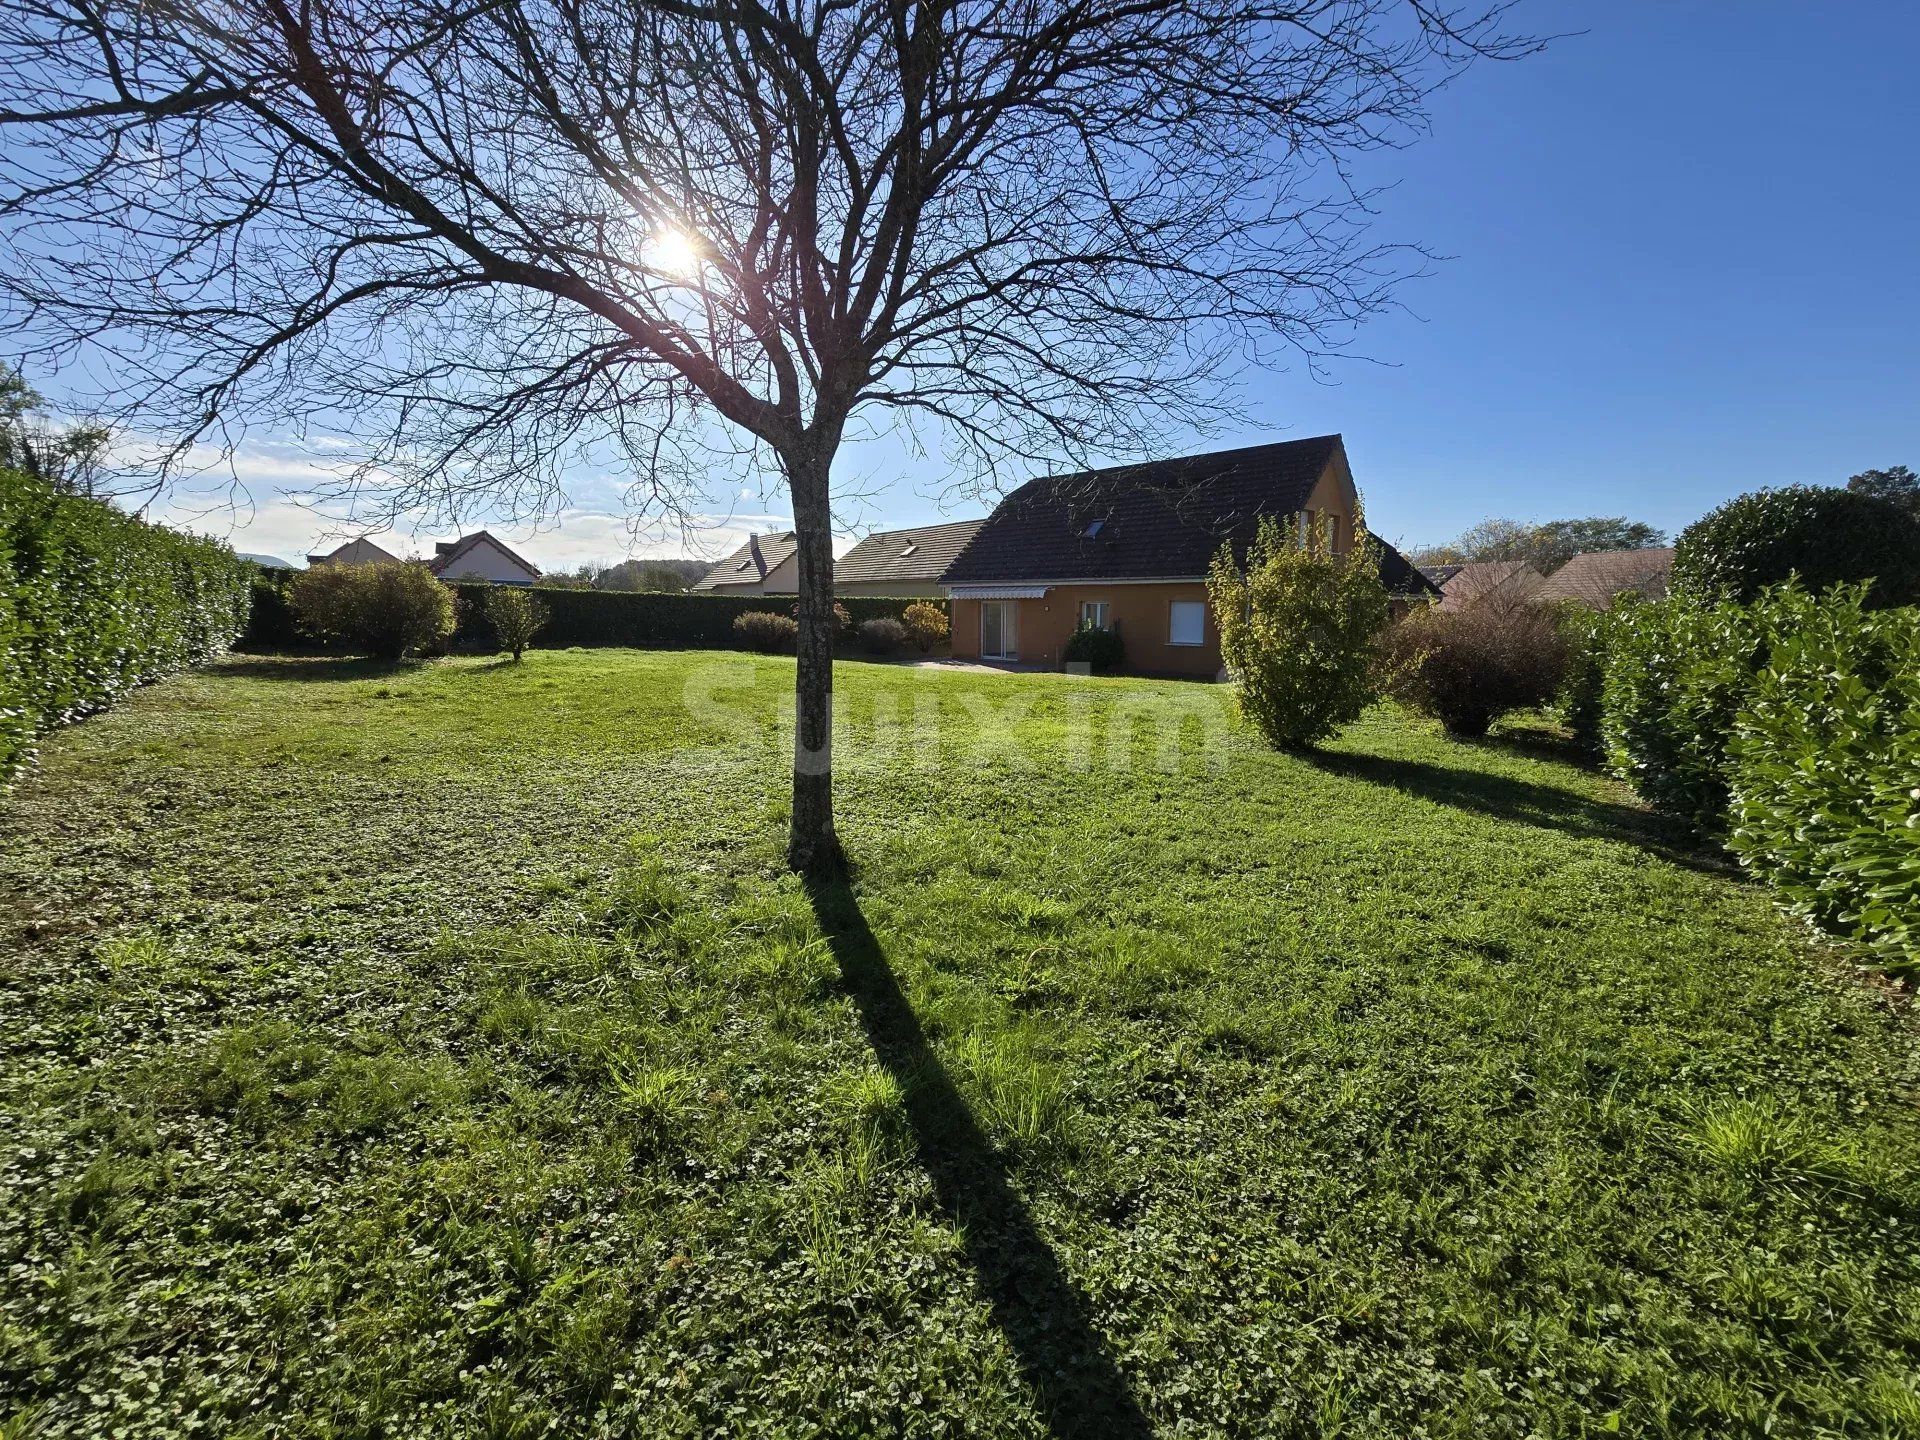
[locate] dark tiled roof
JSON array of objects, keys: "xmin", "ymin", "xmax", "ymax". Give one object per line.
[
  {"xmin": 1537, "ymin": 548, "xmax": 1674, "ymax": 609},
  {"xmin": 1378, "ymin": 541, "xmax": 1442, "ymax": 599},
  {"xmin": 1420, "ymin": 563, "xmax": 1464, "ymax": 586},
  {"xmin": 426, "ymin": 530, "xmax": 542, "ymax": 579},
  {"xmin": 936, "ymin": 435, "xmax": 1430, "ymax": 595},
  {"xmin": 691, "ymin": 531, "xmax": 799, "ymax": 590},
  {"xmin": 836, "ymin": 519, "xmax": 984, "ymax": 586},
  {"xmin": 941, "ymin": 436, "xmax": 1344, "ymax": 585}
]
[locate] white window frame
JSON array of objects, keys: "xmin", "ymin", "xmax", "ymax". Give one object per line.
[
  {"xmin": 1168, "ymin": 599, "xmax": 1206, "ymax": 647},
  {"xmin": 1078, "ymin": 600, "xmax": 1110, "ymax": 631}
]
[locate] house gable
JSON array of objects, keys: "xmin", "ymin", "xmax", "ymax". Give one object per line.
[
  {"xmin": 690, "ymin": 531, "xmax": 802, "ymax": 593},
  {"xmin": 429, "ymin": 531, "xmax": 542, "ymax": 584},
  {"xmin": 306, "ymin": 537, "xmax": 400, "ymax": 568}
]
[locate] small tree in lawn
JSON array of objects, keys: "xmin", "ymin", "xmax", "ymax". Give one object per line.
[
  {"xmin": 485, "ymin": 588, "xmax": 548, "ymax": 661},
  {"xmin": 1208, "ymin": 514, "xmax": 1388, "ymax": 749}
]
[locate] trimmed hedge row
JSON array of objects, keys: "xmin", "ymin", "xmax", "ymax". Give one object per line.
[
  {"xmin": 2, "ymin": 465, "xmax": 251, "ymax": 782},
  {"xmin": 1728, "ymin": 589, "xmax": 1920, "ymax": 963},
  {"xmin": 244, "ymin": 571, "xmax": 942, "ymax": 654},
  {"xmin": 1588, "ymin": 583, "xmax": 1919, "ymax": 962}
]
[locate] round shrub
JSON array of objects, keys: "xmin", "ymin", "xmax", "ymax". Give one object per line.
[
  {"xmin": 1382, "ymin": 595, "xmax": 1569, "ymax": 739},
  {"xmin": 288, "ymin": 561, "xmax": 456, "ymax": 660},
  {"xmin": 1207, "ymin": 516, "xmax": 1386, "ymax": 747},
  {"xmin": 901, "ymin": 600, "xmax": 949, "ymax": 653},
  {"xmin": 855, "ymin": 617, "xmax": 907, "ymax": 655},
  {"xmin": 733, "ymin": 610, "xmax": 798, "ymax": 653},
  {"xmin": 1672, "ymin": 485, "xmax": 1920, "ymax": 608},
  {"xmin": 789, "ymin": 600, "xmax": 850, "ymax": 640},
  {"xmin": 1061, "ymin": 623, "xmax": 1124, "ymax": 674}
]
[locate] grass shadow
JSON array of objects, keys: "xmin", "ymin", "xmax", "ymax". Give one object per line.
[
  {"xmin": 1483, "ymin": 719, "xmax": 1597, "ymax": 769},
  {"xmin": 220, "ymin": 653, "xmax": 423, "ymax": 683},
  {"xmin": 1308, "ymin": 749, "xmax": 1737, "ymax": 877},
  {"xmin": 805, "ymin": 873, "xmax": 1155, "ymax": 1440}
]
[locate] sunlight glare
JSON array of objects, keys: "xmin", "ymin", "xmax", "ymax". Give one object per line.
[{"xmin": 645, "ymin": 227, "xmax": 701, "ymax": 279}]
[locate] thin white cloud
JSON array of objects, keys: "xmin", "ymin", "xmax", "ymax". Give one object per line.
[{"xmin": 139, "ymin": 439, "xmax": 799, "ymax": 568}]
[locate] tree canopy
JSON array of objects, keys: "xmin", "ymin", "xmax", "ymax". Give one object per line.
[
  {"xmin": 1847, "ymin": 465, "xmax": 1918, "ymax": 518},
  {"xmin": 1414, "ymin": 516, "xmax": 1666, "ymax": 574}
]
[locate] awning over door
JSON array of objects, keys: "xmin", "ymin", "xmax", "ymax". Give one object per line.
[{"xmin": 948, "ymin": 585, "xmax": 1050, "ymax": 600}]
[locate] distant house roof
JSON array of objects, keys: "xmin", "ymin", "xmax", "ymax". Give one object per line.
[
  {"xmin": 691, "ymin": 531, "xmax": 800, "ymax": 590},
  {"xmin": 426, "ymin": 530, "xmax": 542, "ymax": 581},
  {"xmin": 934, "ymin": 435, "xmax": 1433, "ymax": 597},
  {"xmin": 836, "ymin": 519, "xmax": 984, "ymax": 587},
  {"xmin": 1537, "ymin": 547, "xmax": 1675, "ymax": 609},
  {"xmin": 1429, "ymin": 560, "xmax": 1546, "ymax": 612},
  {"xmin": 306, "ymin": 537, "xmax": 400, "ymax": 567}
]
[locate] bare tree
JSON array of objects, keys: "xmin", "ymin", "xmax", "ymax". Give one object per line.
[{"xmin": 0, "ymin": 0, "xmax": 1530, "ymax": 872}]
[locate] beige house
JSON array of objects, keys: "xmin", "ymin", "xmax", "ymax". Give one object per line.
[
  {"xmin": 941, "ymin": 435, "xmax": 1433, "ymax": 676},
  {"xmin": 427, "ymin": 531, "xmax": 541, "ymax": 585},
  {"xmin": 306, "ymin": 537, "xmax": 400, "ymax": 568},
  {"xmin": 690, "ymin": 531, "xmax": 800, "ymax": 594},
  {"xmin": 835, "ymin": 519, "xmax": 983, "ymax": 596}
]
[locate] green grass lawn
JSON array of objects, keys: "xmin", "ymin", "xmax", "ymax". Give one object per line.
[{"xmin": 2, "ymin": 649, "xmax": 1916, "ymax": 1439}]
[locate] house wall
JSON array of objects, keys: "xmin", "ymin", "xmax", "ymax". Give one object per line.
[
  {"xmin": 952, "ymin": 582, "xmax": 1223, "ymax": 676},
  {"xmin": 438, "ymin": 537, "xmax": 538, "ymax": 585}
]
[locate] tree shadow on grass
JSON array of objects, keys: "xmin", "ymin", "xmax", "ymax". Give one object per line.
[
  {"xmin": 804, "ymin": 873, "xmax": 1155, "ymax": 1440},
  {"xmin": 1307, "ymin": 749, "xmax": 1737, "ymax": 877},
  {"xmin": 221, "ymin": 653, "xmax": 421, "ymax": 683}
]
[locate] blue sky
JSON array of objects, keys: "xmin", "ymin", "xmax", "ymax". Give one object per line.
[{"xmin": 151, "ymin": 1, "xmax": 1920, "ymax": 567}]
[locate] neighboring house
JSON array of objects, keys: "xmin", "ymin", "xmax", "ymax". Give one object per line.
[
  {"xmin": 427, "ymin": 531, "xmax": 542, "ymax": 585},
  {"xmin": 1423, "ymin": 560, "xmax": 1546, "ymax": 612},
  {"xmin": 941, "ymin": 435, "xmax": 1435, "ymax": 676},
  {"xmin": 690, "ymin": 531, "xmax": 800, "ymax": 594},
  {"xmin": 1536, "ymin": 547, "xmax": 1674, "ymax": 609},
  {"xmin": 305, "ymin": 537, "xmax": 400, "ymax": 568},
  {"xmin": 835, "ymin": 519, "xmax": 984, "ymax": 596}
]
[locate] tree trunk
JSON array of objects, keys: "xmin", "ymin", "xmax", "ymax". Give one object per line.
[{"xmin": 785, "ymin": 445, "xmax": 842, "ymax": 875}]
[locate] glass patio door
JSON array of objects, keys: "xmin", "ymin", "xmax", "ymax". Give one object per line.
[{"xmin": 981, "ymin": 601, "xmax": 1018, "ymax": 659}]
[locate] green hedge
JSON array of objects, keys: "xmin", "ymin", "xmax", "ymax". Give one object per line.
[
  {"xmin": 1, "ymin": 466, "xmax": 251, "ymax": 782},
  {"xmin": 244, "ymin": 574, "xmax": 941, "ymax": 655},
  {"xmin": 1727, "ymin": 587, "xmax": 1920, "ymax": 963},
  {"xmin": 1593, "ymin": 582, "xmax": 1920, "ymax": 965},
  {"xmin": 1599, "ymin": 592, "xmax": 1773, "ymax": 836}
]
